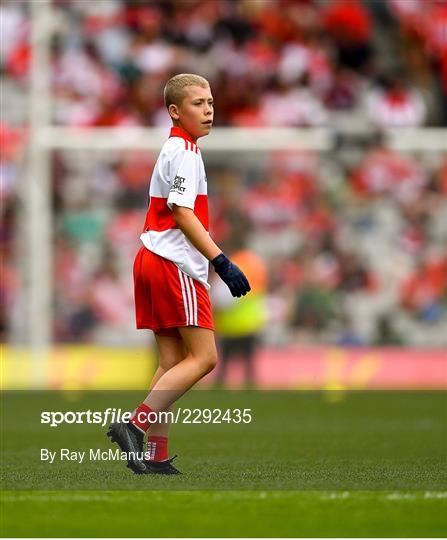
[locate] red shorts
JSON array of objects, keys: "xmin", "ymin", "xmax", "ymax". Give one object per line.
[{"xmin": 133, "ymin": 247, "xmax": 214, "ymax": 337}]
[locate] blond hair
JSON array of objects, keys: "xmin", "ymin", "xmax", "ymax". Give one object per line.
[{"xmin": 164, "ymin": 73, "xmax": 210, "ymax": 108}]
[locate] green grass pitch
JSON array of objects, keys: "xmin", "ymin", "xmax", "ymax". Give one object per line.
[{"xmin": 1, "ymin": 390, "xmax": 446, "ymax": 536}]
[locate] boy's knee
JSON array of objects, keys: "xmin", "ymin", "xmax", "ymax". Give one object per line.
[
  {"xmin": 199, "ymin": 351, "xmax": 218, "ymax": 375},
  {"xmin": 159, "ymin": 358, "xmax": 180, "ymax": 371},
  {"xmin": 207, "ymin": 352, "xmax": 218, "ymax": 373}
]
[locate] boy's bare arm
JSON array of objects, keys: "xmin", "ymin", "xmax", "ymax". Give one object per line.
[
  {"xmin": 172, "ymin": 204, "xmax": 221, "ymax": 261},
  {"xmin": 172, "ymin": 204, "xmax": 251, "ymax": 297}
]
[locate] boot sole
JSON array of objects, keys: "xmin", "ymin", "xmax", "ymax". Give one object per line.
[{"xmin": 107, "ymin": 423, "xmax": 147, "ymax": 475}]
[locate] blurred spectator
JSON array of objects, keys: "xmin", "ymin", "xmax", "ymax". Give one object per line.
[
  {"xmin": 290, "ymin": 256, "xmax": 336, "ymax": 337},
  {"xmin": 366, "ymin": 73, "xmax": 426, "ymax": 127},
  {"xmin": 114, "ymin": 152, "xmax": 154, "ymax": 209},
  {"xmin": 337, "ymin": 314, "xmax": 366, "ymax": 347},
  {"xmin": 336, "ymin": 251, "xmax": 376, "ymax": 294},
  {"xmin": 298, "ymin": 195, "xmax": 338, "ymax": 243},
  {"xmin": 212, "ymin": 235, "xmax": 268, "ymax": 388},
  {"xmin": 400, "ymin": 255, "xmax": 447, "ymax": 323},
  {"xmin": 291, "ymin": 281, "xmax": 335, "ymax": 336},
  {"xmin": 325, "ymin": 65, "xmax": 360, "ymax": 111},
  {"xmin": 245, "ymin": 171, "xmax": 301, "ymax": 232},
  {"xmin": 61, "ymin": 201, "xmax": 106, "ymax": 244},
  {"xmin": 90, "ymin": 258, "xmax": 134, "ymax": 329},
  {"xmin": 351, "ymin": 141, "xmax": 427, "ymax": 203},
  {"xmin": 0, "ymin": 122, "xmax": 24, "ymax": 341},
  {"xmin": 65, "ymin": 293, "xmax": 98, "ymax": 342},
  {"xmin": 259, "ymin": 76, "xmax": 328, "ymax": 127},
  {"xmin": 0, "ymin": 259, "xmax": 18, "ymax": 340},
  {"xmin": 374, "ymin": 314, "xmax": 404, "ymax": 346},
  {"xmin": 323, "ymin": 0, "xmax": 374, "ymax": 74},
  {"xmin": 105, "ymin": 209, "xmax": 145, "ymax": 260},
  {"xmin": 398, "ymin": 199, "xmax": 428, "ymax": 256},
  {"xmin": 53, "ymin": 41, "xmax": 125, "ymax": 126},
  {"xmin": 436, "ymin": 159, "xmax": 447, "ymax": 195},
  {"xmin": 1, "ymin": 0, "xmax": 29, "ymax": 82}
]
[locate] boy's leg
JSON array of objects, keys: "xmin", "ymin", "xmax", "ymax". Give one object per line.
[
  {"xmin": 141, "ymin": 327, "xmax": 217, "ymax": 413},
  {"xmin": 144, "ymin": 334, "xmax": 186, "ymax": 464},
  {"xmin": 130, "ymin": 327, "xmax": 216, "ymax": 472},
  {"xmin": 108, "ymin": 328, "xmax": 216, "ymax": 473},
  {"xmin": 147, "ymin": 334, "xmax": 186, "ymax": 438},
  {"xmin": 107, "ymin": 332, "xmax": 188, "ymax": 473}
]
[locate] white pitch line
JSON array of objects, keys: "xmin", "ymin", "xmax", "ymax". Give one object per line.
[{"xmin": 2, "ymin": 491, "xmax": 446, "ymax": 503}]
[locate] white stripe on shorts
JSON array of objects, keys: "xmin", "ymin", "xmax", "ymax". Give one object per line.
[
  {"xmin": 177, "ymin": 269, "xmax": 198, "ymax": 327},
  {"xmin": 178, "ymin": 268, "xmax": 189, "ymax": 325},
  {"xmin": 187, "ymin": 276, "xmax": 198, "ymax": 326},
  {"xmin": 180, "ymin": 269, "xmax": 194, "ymax": 326},
  {"xmin": 182, "ymin": 273, "xmax": 194, "ymax": 326}
]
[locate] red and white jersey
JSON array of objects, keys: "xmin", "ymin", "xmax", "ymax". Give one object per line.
[{"xmin": 140, "ymin": 126, "xmax": 210, "ymax": 289}]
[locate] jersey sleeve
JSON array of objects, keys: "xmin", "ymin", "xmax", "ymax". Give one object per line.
[{"xmin": 167, "ymin": 148, "xmax": 199, "ymax": 211}]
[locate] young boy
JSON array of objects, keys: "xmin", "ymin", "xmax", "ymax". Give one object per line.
[{"xmin": 107, "ymin": 73, "xmax": 251, "ymax": 474}]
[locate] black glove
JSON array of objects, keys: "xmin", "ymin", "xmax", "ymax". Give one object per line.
[{"xmin": 211, "ymin": 253, "xmax": 251, "ymax": 298}]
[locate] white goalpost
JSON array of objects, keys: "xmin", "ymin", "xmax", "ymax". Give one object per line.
[{"xmin": 22, "ymin": 0, "xmax": 52, "ymax": 387}]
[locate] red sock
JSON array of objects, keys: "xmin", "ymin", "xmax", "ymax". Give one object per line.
[
  {"xmin": 146, "ymin": 435, "xmax": 168, "ymax": 462},
  {"xmin": 130, "ymin": 403, "xmax": 153, "ymax": 433}
]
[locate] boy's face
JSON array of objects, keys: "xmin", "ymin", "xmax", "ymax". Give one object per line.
[{"xmin": 170, "ymin": 85, "xmax": 214, "ymax": 141}]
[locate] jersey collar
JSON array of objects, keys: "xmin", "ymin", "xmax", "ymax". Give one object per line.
[{"xmin": 169, "ymin": 126, "xmax": 197, "ymax": 145}]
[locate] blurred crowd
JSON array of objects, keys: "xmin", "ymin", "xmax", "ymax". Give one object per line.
[
  {"xmin": 2, "ymin": 0, "xmax": 447, "ymax": 127},
  {"xmin": 1, "ymin": 0, "xmax": 446, "ymax": 346}
]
